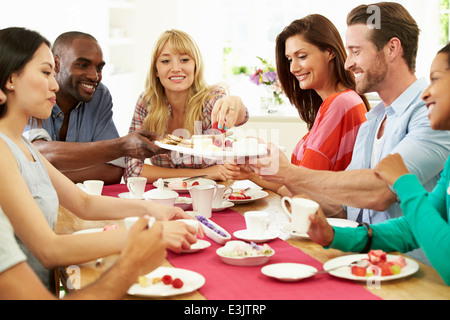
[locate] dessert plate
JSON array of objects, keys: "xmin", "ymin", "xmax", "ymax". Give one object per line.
[
  {"xmin": 118, "ymin": 192, "xmax": 144, "ymax": 200},
  {"xmin": 181, "ymin": 239, "xmax": 211, "ymax": 253},
  {"xmin": 174, "ymin": 197, "xmax": 192, "ymax": 210},
  {"xmin": 227, "ymin": 190, "xmax": 269, "ymax": 204},
  {"xmin": 212, "ymin": 200, "xmax": 234, "ymax": 212},
  {"xmin": 233, "ymin": 229, "xmax": 279, "ymax": 244},
  {"xmin": 216, "ymin": 241, "xmax": 275, "ymax": 266},
  {"xmin": 261, "ymin": 263, "xmax": 318, "ymax": 282},
  {"xmin": 155, "ymin": 140, "xmax": 269, "ymax": 160},
  {"xmin": 153, "ymin": 177, "xmax": 216, "ymax": 193},
  {"xmin": 323, "ymin": 254, "xmax": 419, "ymax": 282},
  {"xmin": 127, "ymin": 267, "xmax": 205, "ymax": 298}
]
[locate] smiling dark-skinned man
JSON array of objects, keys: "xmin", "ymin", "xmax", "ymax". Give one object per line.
[{"xmin": 24, "ymin": 32, "xmax": 164, "ymax": 184}]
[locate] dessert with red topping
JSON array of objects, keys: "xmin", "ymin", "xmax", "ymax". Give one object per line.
[{"xmin": 350, "ymin": 250, "xmax": 407, "ymax": 277}]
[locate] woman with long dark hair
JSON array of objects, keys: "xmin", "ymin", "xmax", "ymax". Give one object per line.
[
  {"xmin": 276, "ymin": 14, "xmax": 369, "ymax": 171},
  {"xmin": 242, "ymin": 15, "xmax": 369, "ymax": 196}
]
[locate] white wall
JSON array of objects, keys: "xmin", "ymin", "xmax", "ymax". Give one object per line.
[{"xmin": 0, "ymin": 0, "xmax": 443, "ymax": 138}]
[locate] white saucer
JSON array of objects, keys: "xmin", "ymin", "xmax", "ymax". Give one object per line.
[
  {"xmin": 118, "ymin": 192, "xmax": 144, "ymax": 200},
  {"xmin": 280, "ymin": 224, "xmax": 309, "ymax": 239},
  {"xmin": 233, "ymin": 229, "xmax": 279, "ymax": 243},
  {"xmin": 212, "ymin": 201, "xmax": 234, "ymax": 212},
  {"xmin": 281, "ymin": 218, "xmax": 359, "ymax": 239},
  {"xmin": 181, "ymin": 239, "xmax": 211, "ymax": 253},
  {"xmin": 261, "ymin": 263, "xmax": 318, "ymax": 282}
]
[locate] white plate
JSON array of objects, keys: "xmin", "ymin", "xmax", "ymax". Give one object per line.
[
  {"xmin": 155, "ymin": 140, "xmax": 268, "ymax": 160},
  {"xmin": 73, "ymin": 228, "xmax": 103, "ymax": 234},
  {"xmin": 153, "ymin": 177, "xmax": 216, "ymax": 193},
  {"xmin": 323, "ymin": 254, "xmax": 420, "ymax": 282},
  {"xmin": 212, "ymin": 201, "xmax": 234, "ymax": 212},
  {"xmin": 174, "ymin": 197, "xmax": 192, "ymax": 210},
  {"xmin": 233, "ymin": 229, "xmax": 279, "ymax": 243},
  {"xmin": 261, "ymin": 263, "xmax": 318, "ymax": 282},
  {"xmin": 228, "ymin": 190, "xmax": 269, "ymax": 204},
  {"xmin": 118, "ymin": 192, "xmax": 144, "ymax": 200},
  {"xmin": 281, "ymin": 218, "xmax": 359, "ymax": 239},
  {"xmin": 181, "ymin": 239, "xmax": 211, "ymax": 253},
  {"xmin": 216, "ymin": 241, "xmax": 275, "ymax": 266},
  {"xmin": 127, "ymin": 267, "xmax": 205, "ymax": 298}
]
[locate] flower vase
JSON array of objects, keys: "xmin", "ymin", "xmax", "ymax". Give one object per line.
[{"xmin": 260, "ymin": 86, "xmax": 279, "ymax": 113}]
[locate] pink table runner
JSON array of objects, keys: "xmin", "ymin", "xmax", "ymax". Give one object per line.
[{"xmin": 103, "ymin": 184, "xmax": 382, "ymax": 300}]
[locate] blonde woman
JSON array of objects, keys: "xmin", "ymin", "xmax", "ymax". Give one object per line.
[{"xmin": 124, "ymin": 30, "xmax": 248, "ymax": 182}]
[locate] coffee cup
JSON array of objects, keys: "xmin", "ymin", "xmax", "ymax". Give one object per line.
[
  {"xmin": 127, "ymin": 177, "xmax": 147, "ymax": 199},
  {"xmin": 281, "ymin": 197, "xmax": 319, "ymax": 234},
  {"xmin": 212, "ymin": 185, "xmax": 232, "ymax": 208},
  {"xmin": 83, "ymin": 180, "xmax": 104, "ymax": 196},
  {"xmin": 244, "ymin": 211, "xmax": 270, "ymax": 238}
]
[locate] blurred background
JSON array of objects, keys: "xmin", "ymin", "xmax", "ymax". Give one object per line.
[{"xmin": 1, "ymin": 0, "xmax": 447, "ymax": 153}]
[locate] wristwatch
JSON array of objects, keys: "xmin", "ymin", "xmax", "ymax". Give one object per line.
[{"xmin": 359, "ymin": 222, "xmax": 373, "ymax": 253}]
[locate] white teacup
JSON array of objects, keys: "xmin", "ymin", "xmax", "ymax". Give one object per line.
[
  {"xmin": 244, "ymin": 211, "xmax": 270, "ymax": 238},
  {"xmin": 127, "ymin": 177, "xmax": 147, "ymax": 199},
  {"xmin": 212, "ymin": 185, "xmax": 233, "ymax": 208},
  {"xmin": 83, "ymin": 180, "xmax": 104, "ymax": 196},
  {"xmin": 281, "ymin": 197, "xmax": 319, "ymax": 234}
]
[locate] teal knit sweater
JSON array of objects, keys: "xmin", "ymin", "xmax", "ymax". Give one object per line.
[{"xmin": 330, "ymin": 158, "xmax": 450, "ymax": 285}]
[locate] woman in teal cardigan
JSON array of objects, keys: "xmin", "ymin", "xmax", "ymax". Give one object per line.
[{"xmin": 308, "ymin": 44, "xmax": 450, "ymax": 285}]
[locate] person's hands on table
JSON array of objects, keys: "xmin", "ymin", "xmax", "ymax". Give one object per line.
[
  {"xmin": 161, "ymin": 220, "xmax": 199, "ymax": 253},
  {"xmin": 203, "ymin": 164, "xmax": 241, "ymax": 181},
  {"xmin": 374, "ymin": 153, "xmax": 410, "ymax": 186},
  {"xmin": 120, "ymin": 217, "xmax": 167, "ymax": 277},
  {"xmin": 145, "ymin": 202, "xmax": 204, "ymax": 238},
  {"xmin": 211, "ymin": 96, "xmax": 246, "ymax": 130}
]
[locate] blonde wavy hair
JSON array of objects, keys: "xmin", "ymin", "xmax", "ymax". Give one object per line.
[{"xmin": 142, "ymin": 29, "xmax": 215, "ymax": 136}]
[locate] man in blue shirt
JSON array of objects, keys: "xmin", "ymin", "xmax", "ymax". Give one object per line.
[{"xmin": 25, "ymin": 32, "xmax": 163, "ymax": 184}]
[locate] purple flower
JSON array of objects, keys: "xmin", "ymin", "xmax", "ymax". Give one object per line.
[
  {"xmin": 262, "ymin": 71, "xmax": 277, "ymax": 83},
  {"xmin": 249, "ymin": 73, "xmax": 261, "ymax": 86}
]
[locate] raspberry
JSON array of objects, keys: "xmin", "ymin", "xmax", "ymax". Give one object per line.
[
  {"xmin": 172, "ymin": 278, "xmax": 184, "ymax": 288},
  {"xmin": 162, "ymin": 275, "xmax": 172, "ymax": 285}
]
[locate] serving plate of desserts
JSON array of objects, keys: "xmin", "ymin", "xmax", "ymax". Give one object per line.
[{"xmin": 155, "ymin": 134, "xmax": 269, "ymax": 160}]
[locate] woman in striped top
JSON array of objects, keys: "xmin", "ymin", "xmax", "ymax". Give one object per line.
[{"xmin": 241, "ymin": 14, "xmax": 370, "ymax": 196}]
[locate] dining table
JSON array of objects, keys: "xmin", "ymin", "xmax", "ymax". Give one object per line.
[{"xmin": 54, "ymin": 181, "xmax": 450, "ymax": 301}]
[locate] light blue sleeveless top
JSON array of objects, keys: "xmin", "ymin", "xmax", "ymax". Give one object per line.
[{"xmin": 0, "ymin": 133, "xmax": 59, "ymax": 289}]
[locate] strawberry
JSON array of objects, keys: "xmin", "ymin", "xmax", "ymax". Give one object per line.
[
  {"xmin": 390, "ymin": 256, "xmax": 407, "ymax": 268},
  {"xmin": 380, "ymin": 262, "xmax": 394, "ymax": 276},
  {"xmin": 212, "ymin": 122, "xmax": 226, "ymax": 133},
  {"xmin": 351, "ymin": 266, "xmax": 367, "ymax": 277},
  {"xmin": 191, "ymin": 181, "xmax": 199, "ymax": 186},
  {"xmin": 172, "ymin": 278, "xmax": 184, "ymax": 289},
  {"xmin": 162, "ymin": 275, "xmax": 172, "ymax": 285},
  {"xmin": 368, "ymin": 250, "xmax": 386, "ymax": 264}
]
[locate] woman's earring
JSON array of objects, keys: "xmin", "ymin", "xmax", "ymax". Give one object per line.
[{"xmin": 10, "ymin": 86, "xmax": 14, "ymax": 89}]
